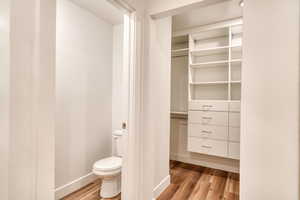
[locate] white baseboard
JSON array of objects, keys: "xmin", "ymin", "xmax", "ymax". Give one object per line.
[
  {"xmin": 152, "ymin": 175, "xmax": 170, "ymax": 199},
  {"xmin": 55, "ymin": 172, "xmax": 98, "ymax": 200},
  {"xmin": 170, "ymin": 153, "xmax": 239, "ymax": 173}
]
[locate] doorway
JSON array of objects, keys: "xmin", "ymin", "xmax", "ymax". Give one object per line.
[
  {"xmin": 149, "ymin": 1, "xmax": 243, "ymax": 199},
  {"xmin": 54, "ymin": 0, "xmax": 137, "ymax": 200}
]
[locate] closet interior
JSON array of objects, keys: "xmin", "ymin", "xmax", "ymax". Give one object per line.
[{"xmin": 170, "ymin": 1, "xmax": 243, "ymax": 172}]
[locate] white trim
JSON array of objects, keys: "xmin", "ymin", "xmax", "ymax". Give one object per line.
[
  {"xmin": 152, "ymin": 175, "xmax": 171, "ymax": 199},
  {"xmin": 173, "ymin": 17, "xmax": 243, "ymax": 37},
  {"xmin": 107, "ymin": 0, "xmax": 136, "ymax": 14},
  {"xmin": 121, "ymin": 10, "xmax": 143, "ymax": 200},
  {"xmin": 170, "ymin": 153, "xmax": 239, "ymax": 173},
  {"xmin": 54, "ymin": 172, "xmax": 97, "ymax": 200},
  {"xmin": 150, "ymin": 0, "xmax": 230, "ymax": 19}
]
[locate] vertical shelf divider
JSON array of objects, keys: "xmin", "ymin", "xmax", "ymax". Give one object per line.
[
  {"xmin": 188, "ymin": 34, "xmax": 193, "ymax": 102},
  {"xmin": 228, "ymin": 26, "xmax": 233, "ymax": 101}
]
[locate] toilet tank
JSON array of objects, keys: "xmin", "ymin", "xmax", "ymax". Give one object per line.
[{"xmin": 112, "ymin": 130, "xmax": 124, "ymax": 157}]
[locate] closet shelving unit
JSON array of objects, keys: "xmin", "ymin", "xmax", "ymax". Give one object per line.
[
  {"xmin": 188, "ymin": 25, "xmax": 242, "ymax": 102},
  {"xmin": 187, "ymin": 23, "xmax": 243, "ymax": 160}
]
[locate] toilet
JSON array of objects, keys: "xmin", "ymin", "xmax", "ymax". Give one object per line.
[{"xmin": 93, "ymin": 130, "xmax": 124, "ymax": 199}]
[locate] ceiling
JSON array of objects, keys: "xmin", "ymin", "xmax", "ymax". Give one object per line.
[
  {"xmin": 69, "ymin": 0, "xmax": 123, "ymax": 25},
  {"xmin": 172, "ymin": 0, "xmax": 243, "ymax": 31}
]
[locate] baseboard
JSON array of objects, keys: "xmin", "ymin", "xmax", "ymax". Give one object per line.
[
  {"xmin": 170, "ymin": 153, "xmax": 239, "ymax": 173},
  {"xmin": 55, "ymin": 172, "xmax": 98, "ymax": 200},
  {"xmin": 152, "ymin": 175, "xmax": 170, "ymax": 199}
]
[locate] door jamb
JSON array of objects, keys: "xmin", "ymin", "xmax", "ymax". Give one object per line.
[{"xmin": 108, "ymin": 1, "xmax": 142, "ymax": 200}]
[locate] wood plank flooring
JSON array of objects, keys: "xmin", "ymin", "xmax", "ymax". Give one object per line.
[
  {"xmin": 60, "ymin": 179, "xmax": 120, "ymax": 200},
  {"xmin": 61, "ymin": 160, "xmax": 239, "ymax": 200},
  {"xmin": 157, "ymin": 161, "xmax": 239, "ymax": 200}
]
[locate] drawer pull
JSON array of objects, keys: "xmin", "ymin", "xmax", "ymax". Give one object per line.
[
  {"xmin": 202, "ymin": 105, "xmax": 213, "ymax": 108},
  {"xmin": 202, "ymin": 117, "xmax": 212, "ymax": 120},
  {"xmin": 201, "ymin": 130, "xmax": 212, "ymax": 134},
  {"xmin": 201, "ymin": 145, "xmax": 212, "ymax": 149}
]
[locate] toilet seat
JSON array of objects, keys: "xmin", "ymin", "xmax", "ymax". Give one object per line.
[{"xmin": 93, "ymin": 156, "xmax": 122, "ymax": 176}]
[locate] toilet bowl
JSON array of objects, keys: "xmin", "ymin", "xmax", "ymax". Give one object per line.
[
  {"xmin": 93, "ymin": 130, "xmax": 124, "ymax": 199},
  {"xmin": 93, "ymin": 156, "xmax": 122, "ymax": 198}
]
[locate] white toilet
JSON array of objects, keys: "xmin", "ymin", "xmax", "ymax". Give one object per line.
[{"xmin": 93, "ymin": 130, "xmax": 124, "ymax": 199}]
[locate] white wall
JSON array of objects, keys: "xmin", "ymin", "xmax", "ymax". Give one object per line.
[
  {"xmin": 112, "ymin": 24, "xmax": 124, "ymax": 131},
  {"xmin": 55, "ymin": 0, "xmax": 113, "ymax": 196},
  {"xmin": 144, "ymin": 16, "xmax": 172, "ymax": 198},
  {"xmin": 0, "ymin": 1, "xmax": 9, "ymax": 199},
  {"xmin": 9, "ymin": 0, "xmax": 56, "ymax": 199},
  {"xmin": 241, "ymin": 0, "xmax": 299, "ymax": 199}
]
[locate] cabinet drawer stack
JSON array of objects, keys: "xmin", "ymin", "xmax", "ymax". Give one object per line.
[{"xmin": 188, "ymin": 101, "xmax": 240, "ymax": 159}]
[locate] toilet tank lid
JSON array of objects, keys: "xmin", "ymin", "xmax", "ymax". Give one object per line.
[
  {"xmin": 93, "ymin": 156, "xmax": 122, "ymax": 171},
  {"xmin": 113, "ymin": 130, "xmax": 124, "ymax": 136}
]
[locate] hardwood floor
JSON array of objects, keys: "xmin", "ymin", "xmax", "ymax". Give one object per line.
[
  {"xmin": 60, "ymin": 179, "xmax": 121, "ymax": 200},
  {"xmin": 157, "ymin": 161, "xmax": 239, "ymax": 200},
  {"xmin": 61, "ymin": 160, "xmax": 239, "ymax": 200}
]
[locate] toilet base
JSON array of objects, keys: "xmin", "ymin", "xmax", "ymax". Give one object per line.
[{"xmin": 100, "ymin": 175, "xmax": 121, "ymax": 199}]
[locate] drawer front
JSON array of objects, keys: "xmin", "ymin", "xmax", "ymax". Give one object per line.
[
  {"xmin": 229, "ymin": 112, "xmax": 240, "ymax": 127},
  {"xmin": 228, "ymin": 142, "xmax": 240, "ymax": 160},
  {"xmin": 189, "ymin": 111, "xmax": 228, "ymax": 126},
  {"xmin": 189, "ymin": 101, "xmax": 228, "ymax": 111},
  {"xmin": 229, "ymin": 102, "xmax": 240, "ymax": 112},
  {"xmin": 188, "ymin": 137, "xmax": 227, "ymax": 157},
  {"xmin": 189, "ymin": 124, "xmax": 228, "ymax": 140},
  {"xmin": 229, "ymin": 127, "xmax": 240, "ymax": 142}
]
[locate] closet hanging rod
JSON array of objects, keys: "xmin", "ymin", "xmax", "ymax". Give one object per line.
[
  {"xmin": 171, "ymin": 116, "xmax": 188, "ymax": 119},
  {"xmin": 171, "ymin": 112, "xmax": 188, "ymax": 119}
]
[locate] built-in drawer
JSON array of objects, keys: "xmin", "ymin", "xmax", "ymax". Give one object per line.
[
  {"xmin": 229, "ymin": 101, "xmax": 240, "ymax": 112},
  {"xmin": 228, "ymin": 142, "xmax": 240, "ymax": 160},
  {"xmin": 188, "ymin": 137, "xmax": 227, "ymax": 157},
  {"xmin": 229, "ymin": 127, "xmax": 240, "ymax": 142},
  {"xmin": 229, "ymin": 112, "xmax": 240, "ymax": 127},
  {"xmin": 189, "ymin": 111, "xmax": 228, "ymax": 126},
  {"xmin": 188, "ymin": 124, "xmax": 228, "ymax": 140},
  {"xmin": 189, "ymin": 101, "xmax": 228, "ymax": 111}
]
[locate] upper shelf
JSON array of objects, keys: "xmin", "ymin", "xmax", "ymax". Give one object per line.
[
  {"xmin": 191, "ymin": 46, "xmax": 229, "ymax": 57},
  {"xmin": 190, "ymin": 59, "xmax": 242, "ymax": 68},
  {"xmin": 191, "ymin": 27, "xmax": 229, "ymax": 41},
  {"xmin": 190, "ymin": 45, "xmax": 242, "ymax": 57},
  {"xmin": 190, "ymin": 81, "xmax": 229, "ymax": 85}
]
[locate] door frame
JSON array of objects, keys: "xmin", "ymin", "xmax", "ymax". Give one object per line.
[{"xmin": 107, "ymin": 1, "xmax": 143, "ymax": 200}]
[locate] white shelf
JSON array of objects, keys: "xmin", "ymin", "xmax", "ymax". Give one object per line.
[
  {"xmin": 172, "ymin": 48, "xmax": 189, "ymax": 57},
  {"xmin": 191, "ymin": 46, "xmax": 229, "ymax": 57},
  {"xmin": 189, "ymin": 99, "xmax": 230, "ymax": 103},
  {"xmin": 190, "ymin": 81, "xmax": 229, "ymax": 85},
  {"xmin": 190, "ymin": 60, "xmax": 229, "ymax": 68},
  {"xmin": 171, "ymin": 111, "xmax": 188, "ymax": 115},
  {"xmin": 190, "ymin": 59, "xmax": 242, "ymax": 69},
  {"xmin": 231, "ymin": 59, "xmax": 242, "ymax": 63},
  {"xmin": 172, "ymin": 48, "xmax": 189, "ymax": 52},
  {"xmin": 189, "ymin": 100, "xmax": 241, "ymax": 103},
  {"xmin": 191, "ymin": 27, "xmax": 229, "ymax": 41},
  {"xmin": 190, "ymin": 45, "xmax": 242, "ymax": 57}
]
